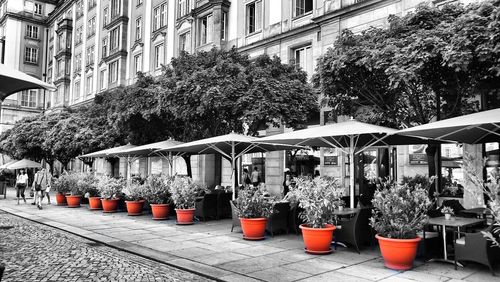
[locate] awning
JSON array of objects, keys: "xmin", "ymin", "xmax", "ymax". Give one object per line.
[{"xmin": 0, "ymin": 64, "xmax": 56, "ymax": 100}]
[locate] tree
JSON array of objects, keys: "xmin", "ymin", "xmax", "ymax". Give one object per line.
[{"xmin": 314, "ymin": 1, "xmax": 500, "ymax": 179}]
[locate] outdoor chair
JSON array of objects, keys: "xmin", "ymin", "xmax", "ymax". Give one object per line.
[
  {"xmin": 334, "ymin": 207, "xmax": 373, "ymax": 253},
  {"xmin": 230, "ymin": 200, "xmax": 241, "ymax": 232},
  {"xmin": 454, "ymin": 226, "xmax": 500, "ymax": 275},
  {"xmin": 195, "ymin": 193, "xmax": 218, "ymax": 221},
  {"xmin": 288, "ymin": 202, "xmax": 304, "ymax": 234},
  {"xmin": 266, "ymin": 202, "xmax": 290, "ymax": 237},
  {"xmin": 216, "ymin": 192, "xmax": 232, "ymax": 219}
]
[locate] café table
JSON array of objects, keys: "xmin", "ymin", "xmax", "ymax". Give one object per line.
[
  {"xmin": 425, "ymin": 216, "xmax": 486, "ymax": 266},
  {"xmin": 332, "ymin": 208, "xmax": 359, "ymax": 249}
]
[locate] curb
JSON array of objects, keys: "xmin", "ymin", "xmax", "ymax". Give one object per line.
[{"xmin": 0, "ymin": 207, "xmax": 230, "ymax": 282}]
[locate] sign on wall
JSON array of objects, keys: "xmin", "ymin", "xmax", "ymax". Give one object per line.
[{"xmin": 409, "ymin": 144, "xmax": 427, "ymax": 165}]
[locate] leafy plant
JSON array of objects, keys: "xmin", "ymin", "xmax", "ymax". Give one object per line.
[
  {"xmin": 401, "ymin": 174, "xmax": 431, "ymax": 190},
  {"xmin": 370, "ymin": 180, "xmax": 433, "ymax": 239},
  {"xmin": 462, "ymin": 153, "xmax": 500, "ymax": 247},
  {"xmin": 170, "ymin": 177, "xmax": 205, "ymax": 209},
  {"xmin": 234, "ymin": 185, "xmax": 275, "ymax": 218},
  {"xmin": 287, "ymin": 177, "xmax": 345, "ymax": 228},
  {"xmin": 123, "ymin": 181, "xmax": 146, "ymax": 201},
  {"xmin": 142, "ymin": 174, "xmax": 173, "ymax": 205},
  {"xmin": 441, "ymin": 206, "xmax": 455, "ymax": 215},
  {"xmin": 76, "ymin": 172, "xmax": 99, "ymax": 198},
  {"xmin": 97, "ymin": 175, "xmax": 125, "ymax": 200},
  {"xmin": 52, "ymin": 173, "xmax": 77, "ymax": 195}
]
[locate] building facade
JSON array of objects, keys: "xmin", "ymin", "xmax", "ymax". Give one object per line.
[
  {"xmin": 0, "ymin": 0, "xmax": 56, "ymax": 133},
  {"xmin": 2, "ymin": 0, "xmax": 495, "ymax": 207}
]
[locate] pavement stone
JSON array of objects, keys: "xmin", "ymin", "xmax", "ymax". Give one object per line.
[{"xmin": 0, "ymin": 211, "xmax": 210, "ymax": 282}]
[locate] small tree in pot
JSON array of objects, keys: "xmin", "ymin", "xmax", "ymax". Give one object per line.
[
  {"xmin": 288, "ymin": 177, "xmax": 344, "ymax": 254},
  {"xmin": 65, "ymin": 173, "xmax": 85, "ymax": 208},
  {"xmin": 97, "ymin": 175, "xmax": 125, "ymax": 213},
  {"xmin": 51, "ymin": 174, "xmax": 73, "ymax": 206},
  {"xmin": 234, "ymin": 185, "xmax": 275, "ymax": 240},
  {"xmin": 370, "ymin": 180, "xmax": 433, "ymax": 270},
  {"xmin": 80, "ymin": 173, "xmax": 101, "ymax": 210},
  {"xmin": 123, "ymin": 181, "xmax": 146, "ymax": 216},
  {"xmin": 170, "ymin": 177, "xmax": 205, "ymax": 224},
  {"xmin": 143, "ymin": 174, "xmax": 173, "ymax": 220}
]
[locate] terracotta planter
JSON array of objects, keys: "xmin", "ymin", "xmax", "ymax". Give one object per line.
[
  {"xmin": 376, "ymin": 234, "xmax": 421, "ymax": 270},
  {"xmin": 66, "ymin": 195, "xmax": 82, "ymax": 208},
  {"xmin": 125, "ymin": 200, "xmax": 145, "ymax": 216},
  {"xmin": 55, "ymin": 193, "xmax": 67, "ymax": 206},
  {"xmin": 151, "ymin": 204, "xmax": 170, "ymax": 220},
  {"xmin": 240, "ymin": 218, "xmax": 267, "ymax": 240},
  {"xmin": 101, "ymin": 198, "xmax": 120, "ymax": 213},
  {"xmin": 300, "ymin": 224, "xmax": 336, "ymax": 254},
  {"xmin": 88, "ymin": 197, "xmax": 102, "ymax": 210},
  {"xmin": 175, "ymin": 208, "xmax": 195, "ymax": 225}
]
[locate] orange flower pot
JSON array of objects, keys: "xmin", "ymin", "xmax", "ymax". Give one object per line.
[
  {"xmin": 240, "ymin": 218, "xmax": 267, "ymax": 240},
  {"xmin": 376, "ymin": 234, "xmax": 421, "ymax": 270},
  {"xmin": 88, "ymin": 197, "xmax": 102, "ymax": 210},
  {"xmin": 101, "ymin": 198, "xmax": 120, "ymax": 213},
  {"xmin": 300, "ymin": 224, "xmax": 336, "ymax": 254},
  {"xmin": 66, "ymin": 195, "xmax": 82, "ymax": 208},
  {"xmin": 151, "ymin": 204, "xmax": 170, "ymax": 220},
  {"xmin": 125, "ymin": 200, "xmax": 145, "ymax": 216},
  {"xmin": 175, "ymin": 208, "xmax": 195, "ymax": 225},
  {"xmin": 55, "ymin": 193, "xmax": 67, "ymax": 206}
]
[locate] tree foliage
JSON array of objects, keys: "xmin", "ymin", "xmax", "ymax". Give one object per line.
[{"xmin": 314, "ymin": 1, "xmax": 500, "ymax": 128}]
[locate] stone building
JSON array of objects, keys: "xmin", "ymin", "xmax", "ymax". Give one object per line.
[{"xmin": 2, "ymin": 0, "xmax": 497, "ymax": 207}]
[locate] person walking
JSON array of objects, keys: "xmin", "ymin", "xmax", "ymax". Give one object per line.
[
  {"xmin": 251, "ymin": 167, "xmax": 260, "ymax": 187},
  {"xmin": 40, "ymin": 168, "xmax": 51, "ymax": 205},
  {"xmin": 32, "ymin": 168, "xmax": 48, "ymax": 210},
  {"xmin": 15, "ymin": 169, "xmax": 28, "ymax": 204}
]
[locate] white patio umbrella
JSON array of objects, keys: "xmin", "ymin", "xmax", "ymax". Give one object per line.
[
  {"xmin": 78, "ymin": 144, "xmax": 137, "ymax": 159},
  {"xmin": 7, "ymin": 159, "xmax": 42, "ymax": 170},
  {"xmin": 109, "ymin": 139, "xmax": 183, "ymax": 179},
  {"xmin": 0, "ymin": 159, "xmax": 19, "ymax": 169},
  {"xmin": 394, "ymin": 108, "xmax": 500, "ymax": 144},
  {"xmin": 0, "ymin": 64, "xmax": 56, "ymax": 100},
  {"xmin": 156, "ymin": 132, "xmax": 306, "ymax": 200},
  {"xmin": 259, "ymin": 119, "xmax": 427, "ymax": 208}
]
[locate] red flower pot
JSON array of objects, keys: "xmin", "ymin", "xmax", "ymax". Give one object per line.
[
  {"xmin": 376, "ymin": 234, "xmax": 421, "ymax": 270},
  {"xmin": 66, "ymin": 195, "xmax": 82, "ymax": 208},
  {"xmin": 240, "ymin": 218, "xmax": 267, "ymax": 240},
  {"xmin": 175, "ymin": 208, "xmax": 195, "ymax": 225},
  {"xmin": 55, "ymin": 193, "xmax": 67, "ymax": 206},
  {"xmin": 88, "ymin": 197, "xmax": 102, "ymax": 210},
  {"xmin": 101, "ymin": 198, "xmax": 120, "ymax": 213},
  {"xmin": 151, "ymin": 204, "xmax": 170, "ymax": 220},
  {"xmin": 300, "ymin": 224, "xmax": 336, "ymax": 254},
  {"xmin": 125, "ymin": 200, "xmax": 145, "ymax": 216}
]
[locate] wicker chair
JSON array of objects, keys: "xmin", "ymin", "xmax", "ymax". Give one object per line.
[
  {"xmin": 194, "ymin": 194, "xmax": 218, "ymax": 221},
  {"xmin": 266, "ymin": 202, "xmax": 290, "ymax": 237},
  {"xmin": 334, "ymin": 207, "xmax": 373, "ymax": 253},
  {"xmin": 454, "ymin": 227, "xmax": 500, "ymax": 275},
  {"xmin": 230, "ymin": 200, "xmax": 241, "ymax": 232}
]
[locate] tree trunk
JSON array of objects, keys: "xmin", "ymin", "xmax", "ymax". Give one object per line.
[{"xmin": 182, "ymin": 155, "xmax": 192, "ymax": 178}]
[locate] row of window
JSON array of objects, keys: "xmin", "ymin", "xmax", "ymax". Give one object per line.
[{"xmin": 76, "ymin": 0, "xmax": 98, "ymax": 18}]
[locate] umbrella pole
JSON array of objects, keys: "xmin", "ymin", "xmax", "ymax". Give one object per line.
[
  {"xmin": 127, "ymin": 155, "xmax": 131, "ymax": 188},
  {"xmin": 231, "ymin": 142, "xmax": 236, "ymax": 201},
  {"xmin": 349, "ymin": 137, "xmax": 355, "ymax": 209},
  {"xmin": 169, "ymin": 152, "xmax": 173, "ymax": 176}
]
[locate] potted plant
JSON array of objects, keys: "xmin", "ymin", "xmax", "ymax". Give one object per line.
[
  {"xmin": 337, "ymin": 199, "xmax": 346, "ymax": 211},
  {"xmin": 170, "ymin": 177, "xmax": 205, "ymax": 224},
  {"xmin": 66, "ymin": 173, "xmax": 85, "ymax": 208},
  {"xmin": 234, "ymin": 185, "xmax": 275, "ymax": 240},
  {"xmin": 143, "ymin": 174, "xmax": 173, "ymax": 220},
  {"xmin": 97, "ymin": 175, "xmax": 124, "ymax": 213},
  {"xmin": 370, "ymin": 180, "xmax": 433, "ymax": 270},
  {"xmin": 441, "ymin": 206, "xmax": 454, "ymax": 220},
  {"xmin": 288, "ymin": 177, "xmax": 344, "ymax": 254},
  {"xmin": 80, "ymin": 173, "xmax": 101, "ymax": 210},
  {"xmin": 51, "ymin": 174, "xmax": 72, "ymax": 206},
  {"xmin": 123, "ymin": 181, "xmax": 146, "ymax": 216}
]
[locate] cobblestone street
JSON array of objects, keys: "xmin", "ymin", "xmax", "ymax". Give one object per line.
[{"xmin": 0, "ymin": 211, "xmax": 210, "ymax": 282}]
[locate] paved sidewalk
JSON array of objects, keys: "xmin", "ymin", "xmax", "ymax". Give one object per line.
[{"xmin": 1, "ymin": 188, "xmax": 499, "ymax": 282}]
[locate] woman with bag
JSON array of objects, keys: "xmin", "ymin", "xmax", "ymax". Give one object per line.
[
  {"xmin": 32, "ymin": 168, "xmax": 47, "ymax": 210},
  {"xmin": 15, "ymin": 169, "xmax": 28, "ymax": 204}
]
